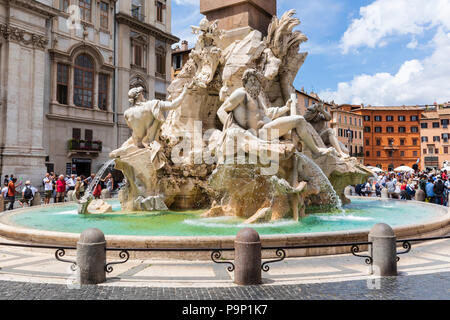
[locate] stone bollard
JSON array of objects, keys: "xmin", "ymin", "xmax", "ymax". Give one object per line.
[
  {"xmin": 67, "ymin": 190, "xmax": 75, "ymax": 202},
  {"xmin": 368, "ymin": 223, "xmax": 397, "ymax": 276},
  {"xmin": 0, "ymin": 195, "xmax": 4, "ymax": 212},
  {"xmin": 101, "ymin": 189, "xmax": 111, "ymax": 199},
  {"xmin": 415, "ymin": 189, "xmax": 425, "ymax": 201},
  {"xmin": 77, "ymin": 228, "xmax": 106, "ymax": 284},
  {"xmin": 381, "ymin": 188, "xmax": 388, "ymax": 199},
  {"xmin": 234, "ymin": 228, "xmax": 262, "ymax": 285}
]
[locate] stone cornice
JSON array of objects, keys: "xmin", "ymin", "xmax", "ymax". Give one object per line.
[
  {"xmin": 0, "ymin": 23, "xmax": 48, "ymax": 49},
  {"xmin": 5, "ymin": 0, "xmax": 60, "ymax": 18},
  {"xmin": 115, "ymin": 12, "xmax": 179, "ymax": 44}
]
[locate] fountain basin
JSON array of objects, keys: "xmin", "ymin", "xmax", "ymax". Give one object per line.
[{"xmin": 0, "ymin": 197, "xmax": 449, "ymax": 259}]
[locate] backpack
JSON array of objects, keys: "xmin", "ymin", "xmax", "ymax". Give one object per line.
[{"xmin": 24, "ymin": 186, "xmax": 33, "ymax": 200}]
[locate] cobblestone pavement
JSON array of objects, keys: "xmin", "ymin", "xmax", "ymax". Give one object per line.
[
  {"xmin": 1, "ymin": 235, "xmax": 450, "ymax": 299},
  {"xmin": 0, "ymin": 272, "xmax": 449, "ymax": 300}
]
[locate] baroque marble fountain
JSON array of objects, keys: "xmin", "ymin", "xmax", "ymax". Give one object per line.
[
  {"xmin": 106, "ymin": 11, "xmax": 370, "ymax": 220},
  {"xmin": 1, "ymin": 11, "xmax": 449, "ymax": 256}
]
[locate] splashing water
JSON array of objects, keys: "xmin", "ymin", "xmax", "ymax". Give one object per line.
[
  {"xmin": 296, "ymin": 153, "xmax": 343, "ymax": 211},
  {"xmin": 82, "ymin": 159, "xmax": 115, "ymax": 200}
]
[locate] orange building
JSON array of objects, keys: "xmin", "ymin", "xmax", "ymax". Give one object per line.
[{"xmin": 353, "ymin": 106, "xmax": 424, "ymax": 171}]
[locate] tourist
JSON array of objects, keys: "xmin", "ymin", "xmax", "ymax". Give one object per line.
[
  {"xmin": 79, "ymin": 175, "xmax": 86, "ymax": 197},
  {"xmin": 43, "ymin": 173, "xmax": 53, "ymax": 205},
  {"xmin": 375, "ymin": 181, "xmax": 382, "ymax": 197},
  {"xmin": 18, "ymin": 181, "xmax": 38, "ymax": 207},
  {"xmin": 406, "ymin": 180, "xmax": 416, "ymax": 200},
  {"xmin": 425, "ymin": 178, "xmax": 435, "ymax": 203},
  {"xmin": 3, "ymin": 175, "xmax": 9, "ymax": 185},
  {"xmin": 102, "ymin": 173, "xmax": 114, "ymax": 193},
  {"xmin": 7, "ymin": 178, "xmax": 18, "ymax": 210},
  {"xmin": 50, "ymin": 172, "xmax": 57, "ymax": 202},
  {"xmin": 419, "ymin": 175, "xmax": 428, "ymax": 192},
  {"xmin": 400, "ymin": 181, "xmax": 408, "ymax": 200},
  {"xmin": 364, "ymin": 181, "xmax": 371, "ymax": 196},
  {"xmin": 1, "ymin": 182, "xmax": 8, "ymax": 210},
  {"xmin": 74, "ymin": 177, "xmax": 82, "ymax": 200},
  {"xmin": 84, "ymin": 173, "xmax": 95, "ymax": 188},
  {"xmin": 433, "ymin": 179, "xmax": 445, "ymax": 205},
  {"xmin": 66, "ymin": 174, "xmax": 76, "ymax": 191},
  {"xmin": 55, "ymin": 175, "xmax": 66, "ymax": 203},
  {"xmin": 93, "ymin": 182, "xmax": 102, "ymax": 199},
  {"xmin": 386, "ymin": 178, "xmax": 396, "ymax": 198}
]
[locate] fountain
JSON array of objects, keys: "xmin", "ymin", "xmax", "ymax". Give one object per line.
[
  {"xmin": 78, "ymin": 159, "xmax": 115, "ymax": 214},
  {"xmin": 0, "ymin": 9, "xmax": 449, "ymax": 258},
  {"xmin": 107, "ymin": 11, "xmax": 370, "ymax": 222}
]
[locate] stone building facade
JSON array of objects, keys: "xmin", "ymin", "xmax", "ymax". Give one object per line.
[
  {"xmin": 115, "ymin": 0, "xmax": 178, "ymax": 148},
  {"xmin": 330, "ymin": 105, "xmax": 364, "ymax": 163},
  {"xmin": 171, "ymin": 40, "xmax": 191, "ymax": 80},
  {"xmin": 354, "ymin": 106, "xmax": 424, "ymax": 171},
  {"xmin": 0, "ymin": 0, "xmax": 57, "ymax": 185},
  {"xmin": 420, "ymin": 106, "xmax": 450, "ymax": 170},
  {"xmin": 0, "ymin": 0, "xmax": 178, "ymax": 186}
]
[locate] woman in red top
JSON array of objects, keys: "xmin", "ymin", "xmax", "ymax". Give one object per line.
[
  {"xmin": 55, "ymin": 175, "xmax": 66, "ymax": 203},
  {"xmin": 400, "ymin": 181, "xmax": 408, "ymax": 200},
  {"xmin": 92, "ymin": 183, "xmax": 102, "ymax": 199}
]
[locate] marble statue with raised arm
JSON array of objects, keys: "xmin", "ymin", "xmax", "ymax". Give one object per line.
[
  {"xmin": 217, "ymin": 69, "xmax": 332, "ymax": 158},
  {"xmin": 110, "ymin": 85, "xmax": 189, "ymax": 158},
  {"xmin": 304, "ymin": 101, "xmax": 349, "ymax": 158}
]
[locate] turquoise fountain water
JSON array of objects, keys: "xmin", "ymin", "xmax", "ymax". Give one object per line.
[{"xmin": 5, "ymin": 198, "xmax": 446, "ymax": 236}]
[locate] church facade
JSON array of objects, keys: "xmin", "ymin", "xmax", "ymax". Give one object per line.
[{"xmin": 0, "ymin": 0, "xmax": 178, "ymax": 185}]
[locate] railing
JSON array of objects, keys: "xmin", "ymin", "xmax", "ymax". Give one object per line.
[
  {"xmin": 68, "ymin": 139, "xmax": 102, "ymax": 152},
  {"xmin": 260, "ymin": 241, "xmax": 373, "ymax": 271},
  {"xmin": 1, "ymin": 235, "xmax": 449, "ymax": 278},
  {"xmin": 395, "ymin": 235, "xmax": 450, "ymax": 261}
]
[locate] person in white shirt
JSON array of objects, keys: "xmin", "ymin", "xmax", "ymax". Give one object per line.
[
  {"xmin": 1, "ymin": 182, "xmax": 8, "ymax": 199},
  {"xmin": 66, "ymin": 174, "xmax": 76, "ymax": 191},
  {"xmin": 43, "ymin": 173, "xmax": 53, "ymax": 205}
]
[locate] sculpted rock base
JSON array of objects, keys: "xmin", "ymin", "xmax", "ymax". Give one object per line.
[{"xmin": 86, "ymin": 199, "xmax": 113, "ymax": 214}]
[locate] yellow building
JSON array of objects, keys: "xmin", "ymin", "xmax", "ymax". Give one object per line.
[{"xmin": 420, "ymin": 106, "xmax": 450, "ymax": 170}]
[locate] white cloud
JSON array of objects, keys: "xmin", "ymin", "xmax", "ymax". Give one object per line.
[
  {"xmin": 406, "ymin": 38, "xmax": 418, "ymax": 49},
  {"xmin": 319, "ymin": 0, "xmax": 450, "ymax": 105},
  {"xmin": 340, "ymin": 0, "xmax": 450, "ymax": 53},
  {"xmin": 173, "ymin": 0, "xmax": 199, "ymax": 6},
  {"xmin": 320, "ymin": 28, "xmax": 450, "ymax": 105}
]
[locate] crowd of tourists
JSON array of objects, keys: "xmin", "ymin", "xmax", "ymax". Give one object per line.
[
  {"xmin": 353, "ymin": 169, "xmax": 450, "ymax": 206},
  {"xmin": 1, "ymin": 172, "xmax": 118, "ymax": 210}
]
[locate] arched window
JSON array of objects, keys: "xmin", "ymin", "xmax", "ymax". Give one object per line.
[{"xmin": 74, "ymin": 54, "xmax": 94, "ymax": 108}]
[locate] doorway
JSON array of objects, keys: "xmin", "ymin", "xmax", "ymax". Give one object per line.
[{"xmin": 72, "ymin": 158, "xmax": 91, "ymax": 177}]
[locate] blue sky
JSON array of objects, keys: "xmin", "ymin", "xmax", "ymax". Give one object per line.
[{"xmin": 171, "ymin": 0, "xmax": 450, "ymax": 106}]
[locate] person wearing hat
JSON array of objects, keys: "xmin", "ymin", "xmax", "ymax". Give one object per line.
[{"xmin": 19, "ymin": 181, "xmax": 38, "ymax": 207}]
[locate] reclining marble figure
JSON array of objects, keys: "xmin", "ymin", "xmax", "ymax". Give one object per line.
[
  {"xmin": 217, "ymin": 69, "xmax": 333, "ymax": 158},
  {"xmin": 304, "ymin": 102, "xmax": 350, "ymax": 159}
]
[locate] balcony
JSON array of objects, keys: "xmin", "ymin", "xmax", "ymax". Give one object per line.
[
  {"xmin": 67, "ymin": 139, "xmax": 102, "ymax": 157},
  {"xmin": 383, "ymin": 144, "xmax": 399, "ymax": 150}
]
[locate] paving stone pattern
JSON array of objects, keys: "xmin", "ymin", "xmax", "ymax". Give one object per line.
[{"xmin": 1, "ymin": 272, "xmax": 449, "ymax": 300}]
